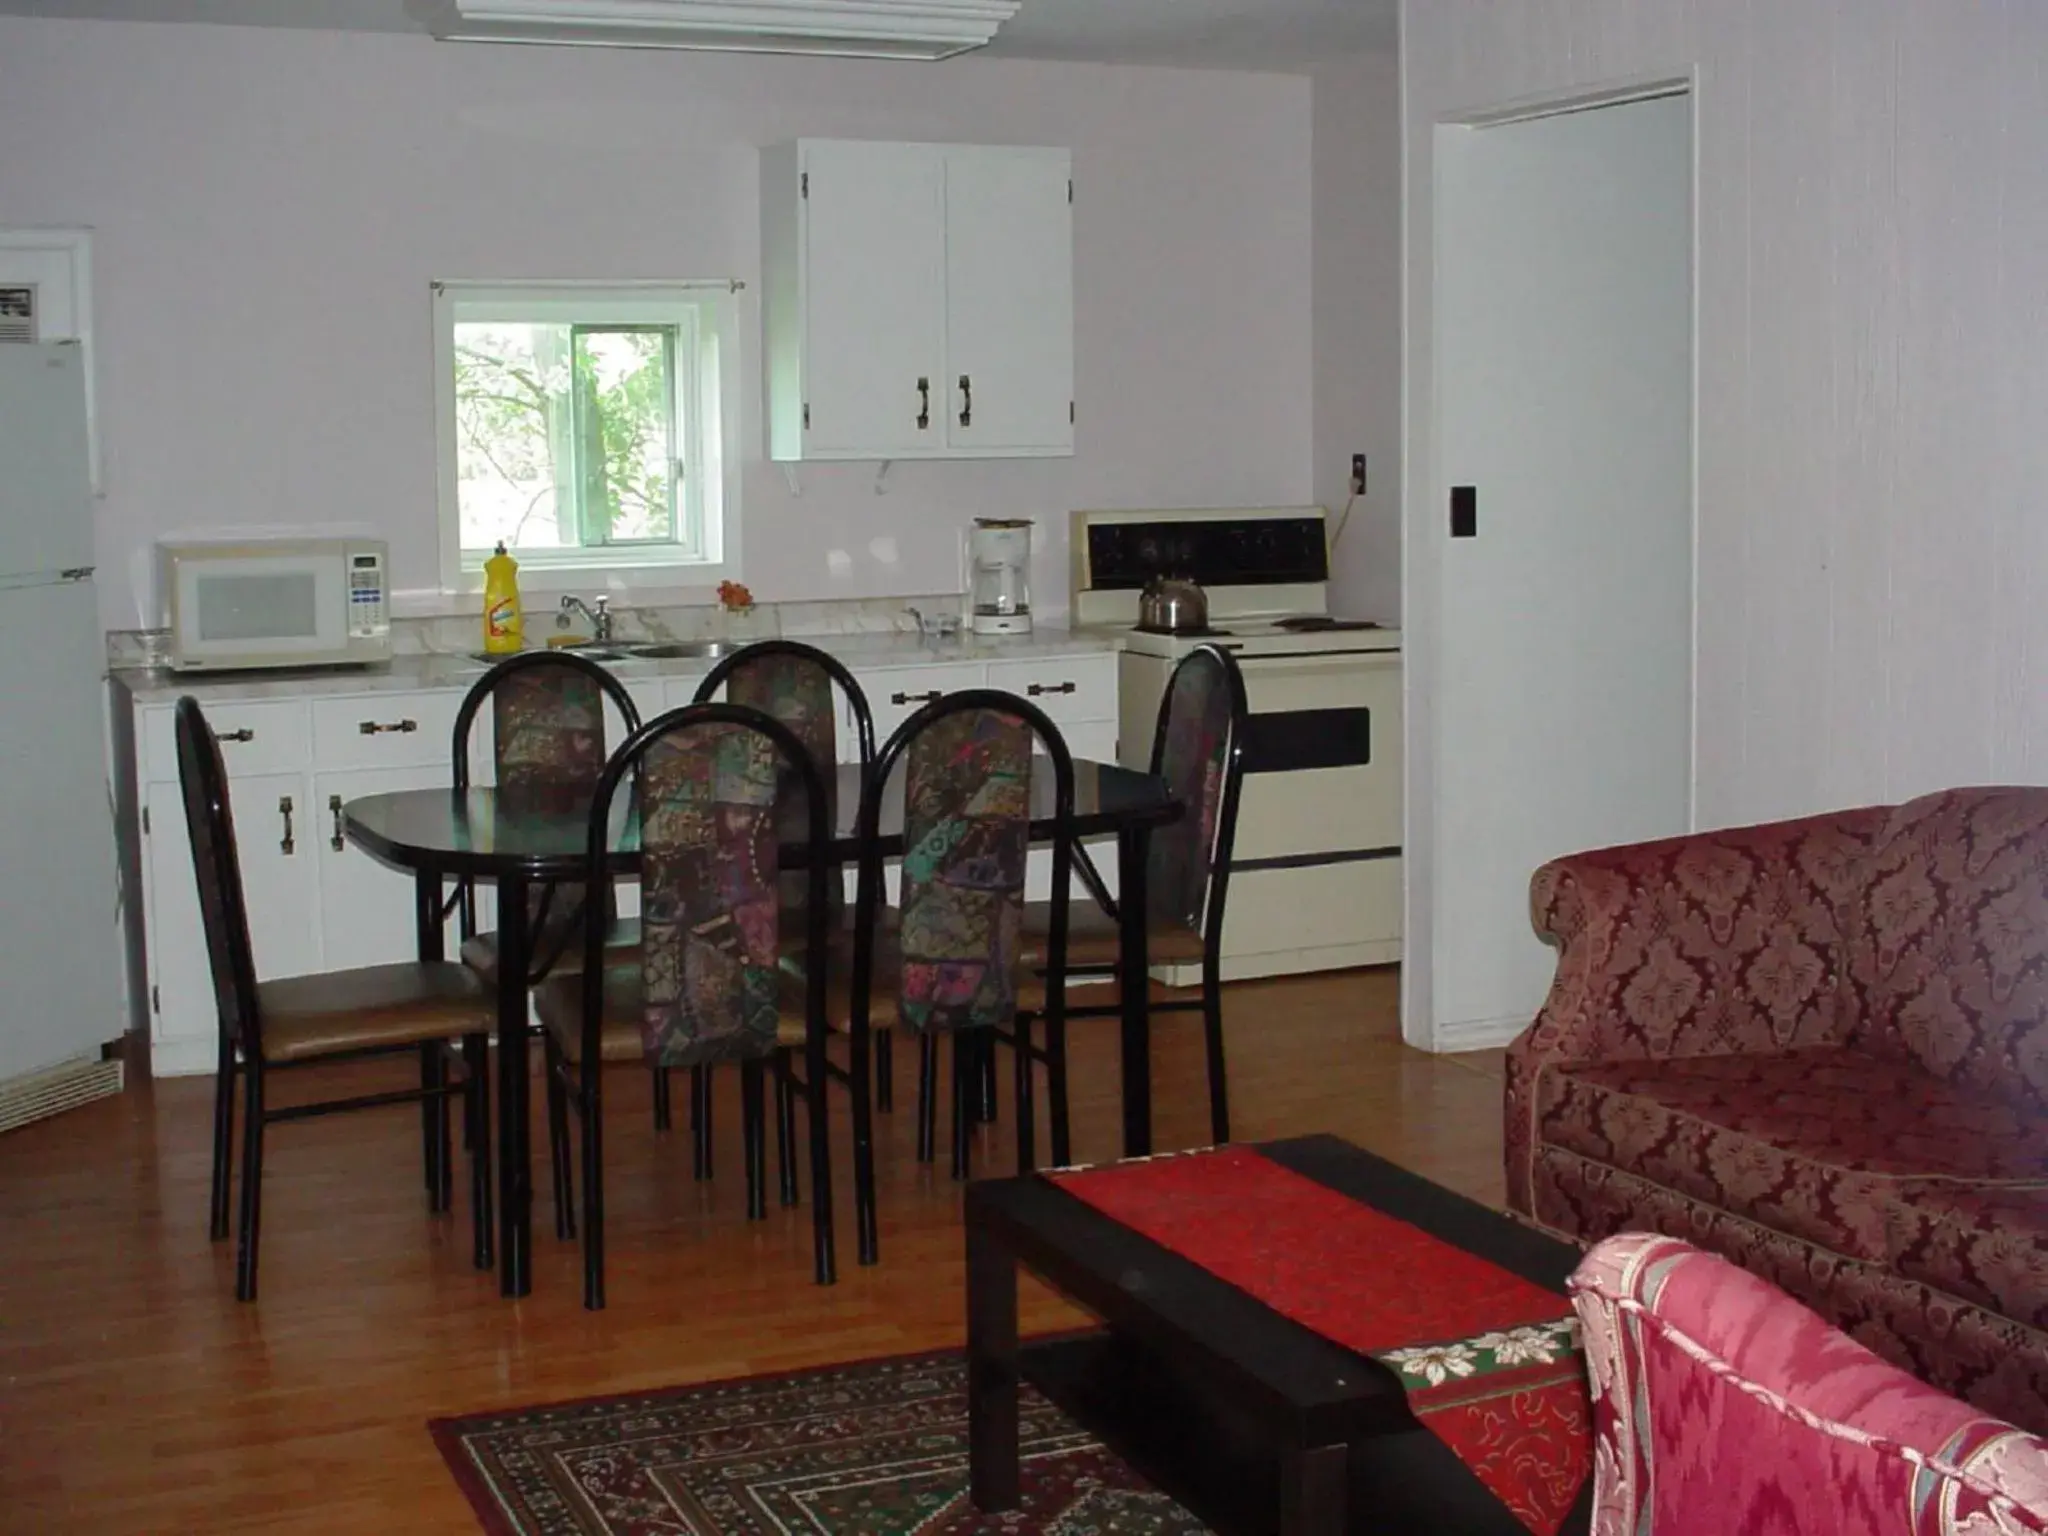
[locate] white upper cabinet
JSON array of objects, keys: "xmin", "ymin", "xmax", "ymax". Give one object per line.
[{"xmin": 764, "ymin": 138, "xmax": 1074, "ymax": 462}]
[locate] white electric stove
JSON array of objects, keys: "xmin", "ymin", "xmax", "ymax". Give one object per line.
[{"xmin": 1071, "ymin": 506, "xmax": 1404, "ymax": 982}]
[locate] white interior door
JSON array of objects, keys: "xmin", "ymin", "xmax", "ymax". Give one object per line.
[
  {"xmin": 944, "ymin": 147, "xmax": 1074, "ymax": 454},
  {"xmin": 1431, "ymin": 92, "xmax": 1695, "ymax": 1041},
  {"xmin": 801, "ymin": 140, "xmax": 945, "ymax": 457}
]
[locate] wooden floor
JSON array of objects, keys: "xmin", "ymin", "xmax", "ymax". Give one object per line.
[{"xmin": 0, "ymin": 967, "xmax": 1507, "ymax": 1534}]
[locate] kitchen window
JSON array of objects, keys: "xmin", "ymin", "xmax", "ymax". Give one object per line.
[{"xmin": 431, "ymin": 281, "xmax": 741, "ymax": 593}]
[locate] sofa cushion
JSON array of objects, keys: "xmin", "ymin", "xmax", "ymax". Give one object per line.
[
  {"xmin": 1887, "ymin": 1184, "xmax": 2048, "ymax": 1334},
  {"xmin": 1841, "ymin": 787, "xmax": 2048, "ymax": 1117},
  {"xmin": 1537, "ymin": 1048, "xmax": 2048, "ymax": 1264}
]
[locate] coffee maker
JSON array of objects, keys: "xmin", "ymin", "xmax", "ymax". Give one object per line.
[{"xmin": 967, "ymin": 517, "xmax": 1033, "ymax": 636}]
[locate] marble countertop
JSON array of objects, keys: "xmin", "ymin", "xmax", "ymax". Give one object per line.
[{"xmin": 111, "ymin": 628, "xmax": 1122, "ymax": 704}]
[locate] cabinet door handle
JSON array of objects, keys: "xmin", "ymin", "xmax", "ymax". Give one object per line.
[
  {"xmin": 279, "ymin": 795, "xmax": 295, "ymax": 856},
  {"xmin": 329, "ymin": 793, "xmax": 346, "ymax": 852},
  {"xmin": 891, "ymin": 689, "xmax": 944, "ymax": 706},
  {"xmin": 216, "ymin": 727, "xmax": 255, "ymax": 744},
  {"xmin": 358, "ymin": 718, "xmax": 419, "ymax": 735},
  {"xmin": 958, "ymin": 374, "xmax": 973, "ymax": 429},
  {"xmin": 916, "ymin": 377, "xmax": 930, "ymax": 430},
  {"xmin": 1027, "ymin": 681, "xmax": 1077, "ymax": 697}
]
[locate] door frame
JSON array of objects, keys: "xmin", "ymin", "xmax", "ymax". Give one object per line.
[{"xmin": 1402, "ymin": 72, "xmax": 1702, "ymax": 1052}]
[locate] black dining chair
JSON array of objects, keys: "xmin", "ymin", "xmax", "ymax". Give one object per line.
[
  {"xmin": 1014, "ymin": 644, "xmax": 1249, "ymax": 1162},
  {"xmin": 844, "ymin": 690, "xmax": 1076, "ymax": 1259},
  {"xmin": 450, "ymin": 650, "xmax": 644, "ymax": 988},
  {"xmin": 176, "ymin": 697, "xmax": 493, "ymax": 1302},
  {"xmin": 682, "ymin": 640, "xmax": 877, "ymax": 1191},
  {"xmin": 532, "ymin": 702, "xmax": 838, "ymax": 1309}
]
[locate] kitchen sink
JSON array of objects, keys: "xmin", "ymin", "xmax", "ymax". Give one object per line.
[{"xmin": 466, "ymin": 641, "xmax": 738, "ymax": 665}]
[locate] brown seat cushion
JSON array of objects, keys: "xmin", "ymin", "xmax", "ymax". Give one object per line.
[
  {"xmin": 1018, "ymin": 900, "xmax": 1205, "ymax": 968},
  {"xmin": 1537, "ymin": 1048, "xmax": 2048, "ymax": 1265},
  {"xmin": 459, "ymin": 916, "xmax": 643, "ymax": 986},
  {"xmin": 257, "ymin": 962, "xmax": 489, "ymax": 1063}
]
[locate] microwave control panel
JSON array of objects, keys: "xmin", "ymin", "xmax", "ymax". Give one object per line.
[{"xmin": 347, "ymin": 550, "xmax": 390, "ymax": 637}]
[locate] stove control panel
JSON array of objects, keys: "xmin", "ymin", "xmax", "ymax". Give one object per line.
[{"xmin": 1084, "ymin": 514, "xmax": 1328, "ymax": 590}]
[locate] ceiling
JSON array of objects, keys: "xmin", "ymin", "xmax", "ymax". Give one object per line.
[{"xmin": 0, "ymin": 0, "xmax": 1397, "ymax": 70}]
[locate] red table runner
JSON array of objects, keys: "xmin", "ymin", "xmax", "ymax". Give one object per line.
[{"xmin": 1052, "ymin": 1146, "xmax": 1590, "ymax": 1535}]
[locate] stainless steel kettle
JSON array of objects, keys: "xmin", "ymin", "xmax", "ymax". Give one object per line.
[{"xmin": 1138, "ymin": 575, "xmax": 1209, "ymax": 633}]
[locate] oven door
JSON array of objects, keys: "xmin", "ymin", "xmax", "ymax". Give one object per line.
[
  {"xmin": 1229, "ymin": 649, "xmax": 1402, "ymax": 860},
  {"xmin": 172, "ymin": 552, "xmax": 350, "ymax": 669}
]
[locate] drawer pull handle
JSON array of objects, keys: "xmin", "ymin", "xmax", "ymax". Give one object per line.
[
  {"xmin": 279, "ymin": 795, "xmax": 295, "ymax": 856},
  {"xmin": 216, "ymin": 727, "xmax": 255, "ymax": 744},
  {"xmin": 891, "ymin": 689, "xmax": 945, "ymax": 706},
  {"xmin": 358, "ymin": 718, "xmax": 419, "ymax": 735},
  {"xmin": 916, "ymin": 376, "xmax": 931, "ymax": 431},
  {"xmin": 329, "ymin": 794, "xmax": 346, "ymax": 852},
  {"xmin": 959, "ymin": 374, "xmax": 973, "ymax": 429},
  {"xmin": 1027, "ymin": 681, "xmax": 1077, "ymax": 697}
]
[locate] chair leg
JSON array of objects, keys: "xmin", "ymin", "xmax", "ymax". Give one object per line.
[
  {"xmin": 950, "ymin": 1035, "xmax": 972, "ymax": 1182},
  {"xmin": 420, "ymin": 1042, "xmax": 447, "ymax": 1211},
  {"xmin": 545, "ymin": 1036, "xmax": 576, "ymax": 1241},
  {"xmin": 740, "ymin": 1059, "xmax": 768, "ymax": 1221},
  {"xmin": 1013, "ymin": 1016, "xmax": 1036, "ymax": 1174},
  {"xmin": 1202, "ymin": 958, "xmax": 1231, "ymax": 1146},
  {"xmin": 234, "ymin": 1058, "xmax": 265, "ymax": 1303},
  {"xmin": 652, "ymin": 1065, "xmax": 673, "ymax": 1132},
  {"xmin": 1047, "ymin": 1013, "xmax": 1072, "ymax": 1169},
  {"xmin": 463, "ymin": 1033, "xmax": 494, "ymax": 1272},
  {"xmin": 581, "ymin": 1063, "xmax": 606, "ymax": 1311},
  {"xmin": 851, "ymin": 1023, "xmax": 879, "ymax": 1267},
  {"xmin": 773, "ymin": 1051, "xmax": 799, "ymax": 1208},
  {"xmin": 915, "ymin": 1035, "xmax": 938, "ymax": 1164},
  {"xmin": 979, "ymin": 1031, "xmax": 999, "ymax": 1124},
  {"xmin": 805, "ymin": 1032, "xmax": 837, "ymax": 1286},
  {"xmin": 875, "ymin": 1027, "xmax": 894, "ymax": 1112},
  {"xmin": 691, "ymin": 1065, "xmax": 714, "ymax": 1182},
  {"xmin": 209, "ymin": 1035, "xmax": 236, "ymax": 1242}
]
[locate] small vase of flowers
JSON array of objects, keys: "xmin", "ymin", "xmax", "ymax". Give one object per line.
[{"xmin": 713, "ymin": 580, "xmax": 773, "ymax": 641}]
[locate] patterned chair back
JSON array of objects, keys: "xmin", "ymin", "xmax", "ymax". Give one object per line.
[
  {"xmin": 695, "ymin": 641, "xmax": 875, "ymax": 917},
  {"xmin": 1143, "ymin": 645, "xmax": 1249, "ymax": 938},
  {"xmin": 853, "ymin": 691, "xmax": 1076, "ymax": 1036},
  {"xmin": 452, "ymin": 651, "xmax": 641, "ymax": 941},
  {"xmin": 174, "ymin": 697, "xmax": 261, "ymax": 1054},
  {"xmin": 576, "ymin": 703, "xmax": 831, "ymax": 1069}
]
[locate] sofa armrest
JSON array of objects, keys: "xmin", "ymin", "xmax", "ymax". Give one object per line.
[
  {"xmin": 1569, "ymin": 1234, "xmax": 2048, "ymax": 1534},
  {"xmin": 1505, "ymin": 808, "xmax": 1886, "ymax": 1214}
]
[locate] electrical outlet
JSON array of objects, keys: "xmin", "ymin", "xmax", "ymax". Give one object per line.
[{"xmin": 1349, "ymin": 453, "xmax": 1367, "ymax": 496}]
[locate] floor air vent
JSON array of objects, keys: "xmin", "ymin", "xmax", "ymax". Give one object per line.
[{"xmin": 0, "ymin": 1056, "xmax": 124, "ymax": 1136}]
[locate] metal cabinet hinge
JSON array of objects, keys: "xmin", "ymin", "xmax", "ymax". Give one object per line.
[
  {"xmin": 803, "ymin": 403, "xmax": 811, "ymax": 430},
  {"xmin": 801, "ymin": 171, "xmax": 809, "ymax": 198},
  {"xmin": 1070, "ymin": 401, "xmax": 1076, "ymax": 425},
  {"xmin": 1068, "ymin": 178, "xmax": 1073, "ymax": 204},
  {"xmin": 142, "ymin": 805, "xmax": 151, "ymax": 835},
  {"xmin": 151, "ymin": 985, "xmax": 160, "ymax": 1015}
]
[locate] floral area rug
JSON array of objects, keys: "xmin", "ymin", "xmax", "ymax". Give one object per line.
[{"xmin": 432, "ymin": 1349, "xmax": 1210, "ymax": 1535}]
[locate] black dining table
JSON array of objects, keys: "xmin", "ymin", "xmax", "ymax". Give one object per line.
[{"xmin": 345, "ymin": 758, "xmax": 1182, "ymax": 1298}]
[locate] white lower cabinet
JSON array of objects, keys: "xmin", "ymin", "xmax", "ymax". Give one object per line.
[
  {"xmin": 313, "ymin": 764, "xmax": 463, "ymax": 972},
  {"xmin": 126, "ymin": 649, "xmax": 1120, "ymax": 1075},
  {"xmin": 144, "ymin": 772, "xmax": 321, "ymax": 1069}
]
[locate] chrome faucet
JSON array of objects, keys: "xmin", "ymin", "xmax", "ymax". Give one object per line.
[{"xmin": 558, "ymin": 594, "xmax": 613, "ymax": 643}]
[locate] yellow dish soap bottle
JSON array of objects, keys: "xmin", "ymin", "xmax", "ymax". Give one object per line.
[{"xmin": 482, "ymin": 542, "xmax": 523, "ymax": 654}]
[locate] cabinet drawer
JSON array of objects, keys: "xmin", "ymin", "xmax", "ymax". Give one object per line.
[
  {"xmin": 312, "ymin": 692, "xmax": 463, "ymax": 773},
  {"xmin": 142, "ymin": 700, "xmax": 308, "ymax": 783},
  {"xmin": 985, "ymin": 655, "xmax": 1115, "ymax": 724},
  {"xmin": 860, "ymin": 663, "xmax": 985, "ymax": 744}
]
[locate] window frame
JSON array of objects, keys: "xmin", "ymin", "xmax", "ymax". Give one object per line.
[{"xmin": 431, "ymin": 280, "xmax": 743, "ymax": 597}]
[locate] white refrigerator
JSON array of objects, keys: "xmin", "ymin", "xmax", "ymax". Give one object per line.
[{"xmin": 0, "ymin": 341, "xmax": 124, "ymax": 1104}]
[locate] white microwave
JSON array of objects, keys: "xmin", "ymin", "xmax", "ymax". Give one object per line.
[{"xmin": 160, "ymin": 538, "xmax": 393, "ymax": 672}]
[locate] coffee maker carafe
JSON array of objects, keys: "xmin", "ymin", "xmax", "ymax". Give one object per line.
[{"xmin": 967, "ymin": 518, "xmax": 1033, "ymax": 637}]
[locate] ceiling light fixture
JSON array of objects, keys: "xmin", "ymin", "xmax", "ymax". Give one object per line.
[{"xmin": 405, "ymin": 0, "xmax": 1021, "ymax": 59}]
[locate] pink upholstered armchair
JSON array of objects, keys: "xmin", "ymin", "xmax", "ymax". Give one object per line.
[{"xmin": 1569, "ymin": 1233, "xmax": 2048, "ymax": 1535}]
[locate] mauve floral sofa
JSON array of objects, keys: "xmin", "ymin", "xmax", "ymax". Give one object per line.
[
  {"xmin": 1569, "ymin": 1232, "xmax": 2048, "ymax": 1534},
  {"xmin": 1507, "ymin": 787, "xmax": 2048, "ymax": 1433}
]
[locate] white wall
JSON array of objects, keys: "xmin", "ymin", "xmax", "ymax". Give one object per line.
[
  {"xmin": 0, "ymin": 17, "xmax": 1313, "ymax": 631},
  {"xmin": 1311, "ymin": 51, "xmax": 1402, "ymax": 622},
  {"xmin": 1401, "ymin": 0, "xmax": 2048, "ymax": 1045}
]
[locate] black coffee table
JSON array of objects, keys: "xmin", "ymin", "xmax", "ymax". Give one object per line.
[{"xmin": 965, "ymin": 1135, "xmax": 1592, "ymax": 1536}]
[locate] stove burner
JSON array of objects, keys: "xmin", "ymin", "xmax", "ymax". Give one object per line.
[
  {"xmin": 1272, "ymin": 616, "xmax": 1383, "ymax": 632},
  {"xmin": 1132, "ymin": 624, "xmax": 1234, "ymax": 638}
]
